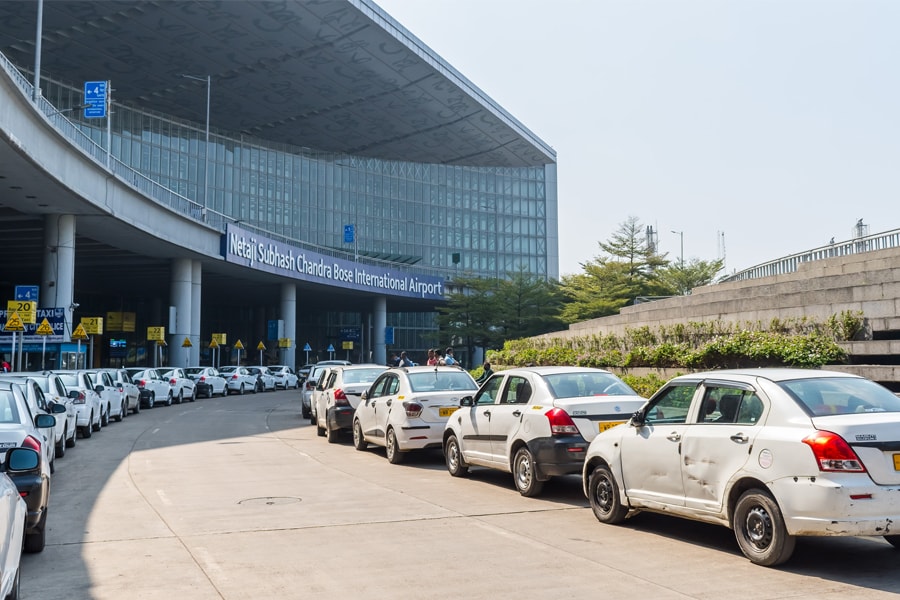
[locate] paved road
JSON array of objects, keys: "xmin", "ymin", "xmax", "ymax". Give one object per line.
[{"xmin": 22, "ymin": 389, "xmax": 900, "ymax": 599}]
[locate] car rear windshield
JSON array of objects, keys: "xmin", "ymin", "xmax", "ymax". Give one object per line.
[
  {"xmin": 57, "ymin": 374, "xmax": 79, "ymax": 387},
  {"xmin": 545, "ymin": 372, "xmax": 637, "ymax": 398},
  {"xmin": 342, "ymin": 368, "xmax": 384, "ymax": 384},
  {"xmin": 778, "ymin": 377, "xmax": 900, "ymax": 416},
  {"xmin": 0, "ymin": 390, "xmax": 21, "ymax": 423},
  {"xmin": 408, "ymin": 371, "xmax": 478, "ymax": 392}
]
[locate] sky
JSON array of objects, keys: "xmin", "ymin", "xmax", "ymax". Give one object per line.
[{"xmin": 374, "ymin": 0, "xmax": 900, "ymax": 277}]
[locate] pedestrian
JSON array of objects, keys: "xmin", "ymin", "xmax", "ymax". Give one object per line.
[
  {"xmin": 399, "ymin": 351, "xmax": 414, "ymax": 367},
  {"xmin": 0, "ymin": 358, "xmax": 9, "ymax": 373},
  {"xmin": 426, "ymin": 348, "xmax": 438, "ymax": 366},
  {"xmin": 435, "ymin": 348, "xmax": 446, "ymax": 365},
  {"xmin": 476, "ymin": 361, "xmax": 493, "ymax": 384},
  {"xmin": 388, "ymin": 352, "xmax": 400, "ymax": 367},
  {"xmin": 443, "ymin": 347, "xmax": 457, "ymax": 366}
]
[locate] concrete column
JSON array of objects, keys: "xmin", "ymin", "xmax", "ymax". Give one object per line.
[
  {"xmin": 169, "ymin": 258, "xmax": 192, "ymax": 368},
  {"xmin": 191, "ymin": 261, "xmax": 202, "ymax": 365},
  {"xmin": 281, "ymin": 282, "xmax": 297, "ymax": 368},
  {"xmin": 373, "ymin": 296, "xmax": 386, "ymax": 366},
  {"xmin": 41, "ymin": 214, "xmax": 76, "ymax": 338}
]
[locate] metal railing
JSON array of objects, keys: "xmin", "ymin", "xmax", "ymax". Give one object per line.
[{"xmin": 721, "ymin": 228, "xmax": 900, "ymax": 282}]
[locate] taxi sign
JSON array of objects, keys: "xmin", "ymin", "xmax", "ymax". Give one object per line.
[
  {"xmin": 182, "ymin": 337, "xmax": 193, "ymax": 348},
  {"xmin": 7, "ymin": 300, "xmax": 35, "ymax": 324},
  {"xmin": 342, "ymin": 341, "xmax": 353, "ymax": 350},
  {"xmin": 278, "ymin": 337, "xmax": 291, "ymax": 348},
  {"xmin": 147, "ymin": 326, "xmax": 165, "ymax": 341},
  {"xmin": 234, "ymin": 339, "xmax": 245, "ymax": 350},
  {"xmin": 4, "ymin": 311, "xmax": 24, "ymax": 332},
  {"xmin": 208, "ymin": 339, "xmax": 219, "ymax": 349},
  {"xmin": 71, "ymin": 323, "xmax": 88, "ymax": 340},
  {"xmin": 257, "ymin": 341, "xmax": 266, "ymax": 351},
  {"xmin": 36, "ymin": 318, "xmax": 55, "ymax": 336},
  {"xmin": 212, "ymin": 333, "xmax": 227, "ymax": 345}
]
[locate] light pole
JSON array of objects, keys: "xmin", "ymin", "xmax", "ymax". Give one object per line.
[
  {"xmin": 671, "ymin": 230, "xmax": 684, "ymax": 267},
  {"xmin": 181, "ymin": 74, "xmax": 210, "ymax": 217}
]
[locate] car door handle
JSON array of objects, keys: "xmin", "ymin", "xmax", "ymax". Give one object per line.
[
  {"xmin": 730, "ymin": 433, "xmax": 749, "ymax": 443},
  {"xmin": 386, "ymin": 399, "xmax": 392, "ymax": 407},
  {"xmin": 482, "ymin": 409, "xmax": 491, "ymax": 417},
  {"xmin": 512, "ymin": 410, "xmax": 522, "ymax": 417},
  {"xmin": 666, "ymin": 432, "xmax": 681, "ymax": 442}
]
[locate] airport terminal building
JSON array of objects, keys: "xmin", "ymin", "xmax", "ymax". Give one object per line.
[{"xmin": 0, "ymin": 0, "xmax": 557, "ymax": 369}]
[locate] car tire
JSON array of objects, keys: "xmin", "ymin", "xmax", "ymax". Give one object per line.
[
  {"xmin": 92, "ymin": 410, "xmax": 102, "ymax": 432},
  {"xmin": 588, "ymin": 463, "xmax": 628, "ymax": 524},
  {"xmin": 166, "ymin": 392, "xmax": 173, "ymax": 406},
  {"xmin": 176, "ymin": 390, "xmax": 183, "ymax": 404},
  {"xmin": 115, "ymin": 402, "xmax": 124, "ymax": 422},
  {"xmin": 326, "ymin": 423, "xmax": 340, "ymax": 443},
  {"xmin": 134, "ymin": 399, "xmax": 141, "ymax": 414},
  {"xmin": 81, "ymin": 421, "xmax": 91, "ymax": 438},
  {"xmin": 444, "ymin": 434, "xmax": 468, "ymax": 477},
  {"xmin": 147, "ymin": 393, "xmax": 155, "ymax": 409},
  {"xmin": 352, "ymin": 419, "xmax": 367, "ymax": 450},
  {"xmin": 238, "ymin": 383, "xmax": 245, "ymax": 396},
  {"xmin": 101, "ymin": 406, "xmax": 109, "ymax": 427},
  {"xmin": 190, "ymin": 387, "xmax": 197, "ymax": 402},
  {"xmin": 23, "ymin": 510, "xmax": 47, "ymax": 553},
  {"xmin": 316, "ymin": 420, "xmax": 326, "ymax": 437},
  {"xmin": 56, "ymin": 433, "xmax": 66, "ymax": 459},
  {"xmin": 385, "ymin": 428, "xmax": 405, "ymax": 464},
  {"xmin": 512, "ymin": 446, "xmax": 544, "ymax": 497},
  {"xmin": 66, "ymin": 428, "xmax": 76, "ymax": 448},
  {"xmin": 733, "ymin": 489, "xmax": 796, "ymax": 567}
]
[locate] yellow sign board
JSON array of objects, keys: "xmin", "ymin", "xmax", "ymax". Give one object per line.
[
  {"xmin": 278, "ymin": 337, "xmax": 291, "ymax": 348},
  {"xmin": 257, "ymin": 341, "xmax": 266, "ymax": 351},
  {"xmin": 36, "ymin": 318, "xmax": 55, "ymax": 336},
  {"xmin": 7, "ymin": 301, "xmax": 35, "ymax": 324},
  {"xmin": 234, "ymin": 339, "xmax": 244, "ymax": 350},
  {"xmin": 147, "ymin": 326, "xmax": 165, "ymax": 342},
  {"xmin": 208, "ymin": 339, "xmax": 219, "ymax": 349},
  {"xmin": 212, "ymin": 333, "xmax": 227, "ymax": 345},
  {"xmin": 81, "ymin": 317, "xmax": 104, "ymax": 335},
  {"xmin": 342, "ymin": 341, "xmax": 353, "ymax": 350},
  {"xmin": 122, "ymin": 311, "xmax": 136, "ymax": 333},
  {"xmin": 4, "ymin": 311, "xmax": 24, "ymax": 332},
  {"xmin": 71, "ymin": 323, "xmax": 88, "ymax": 340},
  {"xmin": 182, "ymin": 337, "xmax": 193, "ymax": 348}
]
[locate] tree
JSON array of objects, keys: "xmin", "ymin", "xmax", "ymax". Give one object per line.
[{"xmin": 657, "ymin": 257, "xmax": 725, "ymax": 295}]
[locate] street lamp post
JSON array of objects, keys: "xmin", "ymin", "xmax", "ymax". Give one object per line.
[
  {"xmin": 671, "ymin": 230, "xmax": 684, "ymax": 267},
  {"xmin": 181, "ymin": 74, "xmax": 210, "ymax": 217}
]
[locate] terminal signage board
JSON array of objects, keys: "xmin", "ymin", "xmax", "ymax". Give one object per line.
[
  {"xmin": 223, "ymin": 224, "xmax": 446, "ymax": 301},
  {"xmin": 83, "ymin": 81, "xmax": 107, "ymax": 118},
  {"xmin": 0, "ymin": 307, "xmax": 65, "ymax": 343}
]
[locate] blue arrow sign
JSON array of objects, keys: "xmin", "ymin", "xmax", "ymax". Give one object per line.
[
  {"xmin": 84, "ymin": 81, "xmax": 107, "ymax": 118},
  {"xmin": 326, "ymin": 344, "xmax": 335, "ymax": 353},
  {"xmin": 14, "ymin": 285, "xmax": 39, "ymax": 303},
  {"xmin": 303, "ymin": 343, "xmax": 312, "ymax": 352}
]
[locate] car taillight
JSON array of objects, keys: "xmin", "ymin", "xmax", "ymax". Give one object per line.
[
  {"xmin": 403, "ymin": 400, "xmax": 423, "ymax": 418},
  {"xmin": 306, "ymin": 381, "xmax": 315, "ymax": 390},
  {"xmin": 802, "ymin": 430, "xmax": 866, "ymax": 472},
  {"xmin": 546, "ymin": 408, "xmax": 579, "ymax": 435},
  {"xmin": 199, "ymin": 376, "xmax": 207, "ymax": 382},
  {"xmin": 231, "ymin": 374, "xmax": 239, "ymax": 380},
  {"xmin": 169, "ymin": 378, "xmax": 177, "ymax": 385},
  {"xmin": 118, "ymin": 385, "xmax": 124, "ymax": 392},
  {"xmin": 136, "ymin": 379, "xmax": 146, "ymax": 388},
  {"xmin": 333, "ymin": 389, "xmax": 350, "ymax": 406},
  {"xmin": 73, "ymin": 391, "xmax": 86, "ymax": 404},
  {"xmin": 21, "ymin": 435, "xmax": 41, "ymax": 453}
]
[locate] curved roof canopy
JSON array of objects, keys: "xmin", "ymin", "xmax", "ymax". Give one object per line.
[{"xmin": 0, "ymin": 0, "xmax": 555, "ymax": 167}]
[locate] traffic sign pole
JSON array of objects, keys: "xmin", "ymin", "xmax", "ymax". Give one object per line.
[{"xmin": 10, "ymin": 331, "xmax": 15, "ymax": 373}]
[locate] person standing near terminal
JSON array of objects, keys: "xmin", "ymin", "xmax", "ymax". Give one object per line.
[
  {"xmin": 426, "ymin": 348, "xmax": 438, "ymax": 366},
  {"xmin": 443, "ymin": 347, "xmax": 457, "ymax": 366},
  {"xmin": 476, "ymin": 362, "xmax": 493, "ymax": 384},
  {"xmin": 399, "ymin": 351, "xmax": 414, "ymax": 367}
]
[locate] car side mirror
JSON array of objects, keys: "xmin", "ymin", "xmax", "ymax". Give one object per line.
[
  {"xmin": 460, "ymin": 396, "xmax": 474, "ymax": 407},
  {"xmin": 95, "ymin": 385, "xmax": 104, "ymax": 393},
  {"xmin": 35, "ymin": 413, "xmax": 56, "ymax": 429},
  {"xmin": 50, "ymin": 403, "xmax": 67, "ymax": 415},
  {"xmin": 630, "ymin": 410, "xmax": 645, "ymax": 427},
  {"xmin": 68, "ymin": 389, "xmax": 80, "ymax": 399},
  {"xmin": 3, "ymin": 447, "xmax": 40, "ymax": 472}
]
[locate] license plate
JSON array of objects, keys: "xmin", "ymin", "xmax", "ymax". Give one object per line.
[
  {"xmin": 599, "ymin": 421, "xmax": 625, "ymax": 433},
  {"xmin": 439, "ymin": 407, "xmax": 458, "ymax": 417},
  {"xmin": 0, "ymin": 442, "xmax": 17, "ymax": 449},
  {"xmin": 894, "ymin": 454, "xmax": 900, "ymax": 471}
]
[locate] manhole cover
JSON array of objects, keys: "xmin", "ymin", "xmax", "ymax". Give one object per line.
[{"xmin": 237, "ymin": 496, "xmax": 302, "ymax": 506}]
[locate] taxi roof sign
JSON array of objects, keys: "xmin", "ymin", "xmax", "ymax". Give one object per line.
[
  {"xmin": 4, "ymin": 311, "xmax": 24, "ymax": 332},
  {"xmin": 71, "ymin": 323, "xmax": 88, "ymax": 340}
]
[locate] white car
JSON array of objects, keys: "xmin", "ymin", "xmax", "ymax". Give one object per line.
[
  {"xmin": 184, "ymin": 367, "xmax": 227, "ymax": 398},
  {"xmin": 0, "ymin": 449, "xmax": 37, "ymax": 599},
  {"xmin": 87, "ymin": 370, "xmax": 126, "ymax": 424},
  {"xmin": 315, "ymin": 365, "xmax": 387, "ymax": 442},
  {"xmin": 162, "ymin": 368, "xmax": 197, "ymax": 403},
  {"xmin": 302, "ymin": 361, "xmax": 352, "ymax": 419},
  {"xmin": 268, "ymin": 365, "xmax": 299, "ymax": 389},
  {"xmin": 101, "ymin": 368, "xmax": 141, "ymax": 415},
  {"xmin": 218, "ymin": 366, "xmax": 257, "ymax": 395},
  {"xmin": 583, "ymin": 368, "xmax": 900, "ymax": 567},
  {"xmin": 52, "ymin": 370, "xmax": 103, "ymax": 437},
  {"xmin": 125, "ymin": 368, "xmax": 173, "ymax": 408},
  {"xmin": 443, "ymin": 366, "xmax": 646, "ymax": 497},
  {"xmin": 0, "ymin": 374, "xmax": 74, "ymax": 459},
  {"xmin": 352, "ymin": 365, "xmax": 479, "ymax": 464},
  {"xmin": 246, "ymin": 366, "xmax": 276, "ymax": 393}
]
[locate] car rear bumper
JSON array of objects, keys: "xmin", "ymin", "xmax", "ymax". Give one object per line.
[
  {"xmin": 10, "ymin": 473, "xmax": 48, "ymax": 531},
  {"xmin": 328, "ymin": 407, "xmax": 354, "ymax": 431},
  {"xmin": 398, "ymin": 424, "xmax": 442, "ymax": 450},
  {"xmin": 528, "ymin": 435, "xmax": 589, "ymax": 479},
  {"xmin": 770, "ymin": 475, "xmax": 900, "ymax": 536}
]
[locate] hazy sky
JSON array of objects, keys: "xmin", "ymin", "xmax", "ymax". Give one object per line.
[{"xmin": 375, "ymin": 0, "xmax": 899, "ymax": 277}]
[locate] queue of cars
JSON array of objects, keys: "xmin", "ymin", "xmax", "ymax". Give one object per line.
[{"xmin": 301, "ymin": 361, "xmax": 900, "ymax": 567}]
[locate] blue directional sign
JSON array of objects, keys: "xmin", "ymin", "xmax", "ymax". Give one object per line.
[
  {"xmin": 83, "ymin": 81, "xmax": 107, "ymax": 118},
  {"xmin": 303, "ymin": 343, "xmax": 312, "ymax": 352},
  {"xmin": 343, "ymin": 224, "xmax": 355, "ymax": 244},
  {"xmin": 326, "ymin": 344, "xmax": 335, "ymax": 353},
  {"xmin": 384, "ymin": 326, "xmax": 394, "ymax": 345},
  {"xmin": 14, "ymin": 285, "xmax": 39, "ymax": 303}
]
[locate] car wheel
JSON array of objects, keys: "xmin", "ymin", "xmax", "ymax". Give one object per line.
[
  {"xmin": 81, "ymin": 421, "xmax": 92, "ymax": 438},
  {"xmin": 238, "ymin": 383, "xmax": 245, "ymax": 396},
  {"xmin": 352, "ymin": 419, "xmax": 367, "ymax": 450},
  {"xmin": 56, "ymin": 433, "xmax": 66, "ymax": 459},
  {"xmin": 134, "ymin": 399, "xmax": 141, "ymax": 414},
  {"xmin": 66, "ymin": 427, "xmax": 76, "ymax": 448},
  {"xmin": 733, "ymin": 489, "xmax": 796, "ymax": 566},
  {"xmin": 101, "ymin": 406, "xmax": 109, "ymax": 426},
  {"xmin": 176, "ymin": 390, "xmax": 183, "ymax": 404},
  {"xmin": 302, "ymin": 405, "xmax": 311, "ymax": 419},
  {"xmin": 385, "ymin": 428, "xmax": 405, "ymax": 464},
  {"xmin": 191, "ymin": 387, "xmax": 197, "ymax": 402},
  {"xmin": 165, "ymin": 392, "xmax": 172, "ymax": 406},
  {"xmin": 316, "ymin": 419, "xmax": 326, "ymax": 437},
  {"xmin": 588, "ymin": 464, "xmax": 628, "ymax": 524},
  {"xmin": 148, "ymin": 393, "xmax": 155, "ymax": 409},
  {"xmin": 512, "ymin": 446, "xmax": 544, "ymax": 497},
  {"xmin": 115, "ymin": 402, "xmax": 124, "ymax": 422},
  {"xmin": 23, "ymin": 510, "xmax": 47, "ymax": 553},
  {"xmin": 92, "ymin": 410, "xmax": 102, "ymax": 432},
  {"xmin": 326, "ymin": 423, "xmax": 340, "ymax": 443},
  {"xmin": 444, "ymin": 434, "xmax": 468, "ymax": 477}
]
